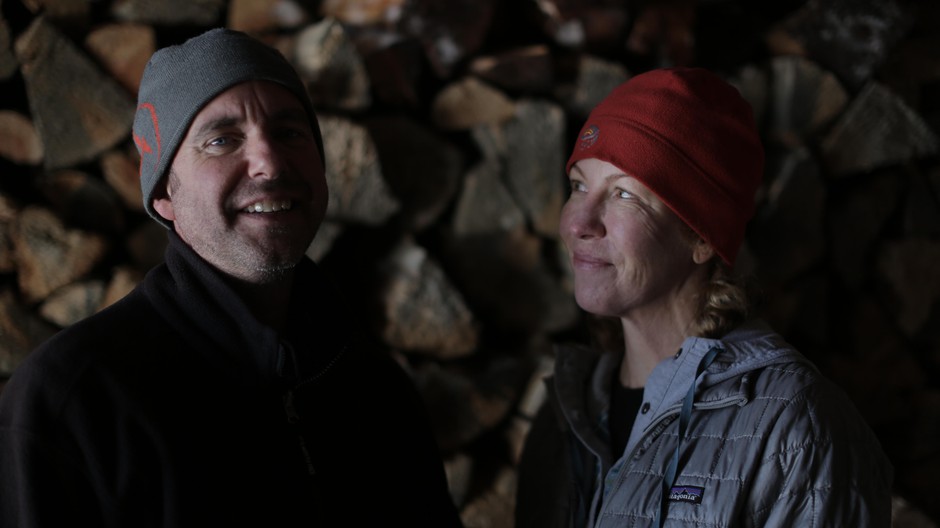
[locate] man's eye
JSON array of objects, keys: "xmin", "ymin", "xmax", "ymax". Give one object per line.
[
  {"xmin": 278, "ymin": 127, "xmax": 311, "ymax": 140},
  {"xmin": 208, "ymin": 137, "xmax": 229, "ymax": 147},
  {"xmin": 617, "ymin": 189, "xmax": 633, "ymax": 200},
  {"xmin": 569, "ymin": 180, "xmax": 587, "ymax": 193}
]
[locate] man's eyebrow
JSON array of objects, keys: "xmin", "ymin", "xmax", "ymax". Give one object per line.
[
  {"xmin": 189, "ymin": 108, "xmax": 311, "ymax": 141},
  {"xmin": 190, "ymin": 116, "xmax": 240, "ymax": 142},
  {"xmin": 268, "ymin": 109, "xmax": 311, "ymax": 127}
]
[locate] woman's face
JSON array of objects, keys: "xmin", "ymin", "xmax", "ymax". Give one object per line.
[{"xmin": 560, "ymin": 158, "xmax": 705, "ymax": 319}]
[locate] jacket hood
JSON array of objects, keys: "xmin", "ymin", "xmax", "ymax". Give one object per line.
[
  {"xmin": 551, "ymin": 320, "xmax": 813, "ymax": 468},
  {"xmin": 643, "ymin": 320, "xmax": 813, "ymax": 423}
]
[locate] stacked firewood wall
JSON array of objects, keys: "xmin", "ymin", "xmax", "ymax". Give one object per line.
[{"xmin": 1, "ymin": 0, "xmax": 939, "ymax": 525}]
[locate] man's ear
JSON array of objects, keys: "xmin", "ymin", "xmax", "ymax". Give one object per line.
[
  {"xmin": 151, "ymin": 177, "xmax": 176, "ymax": 222},
  {"xmin": 692, "ymin": 238, "xmax": 716, "ymax": 264}
]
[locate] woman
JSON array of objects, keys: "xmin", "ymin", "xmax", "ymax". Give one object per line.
[{"xmin": 515, "ymin": 68, "xmax": 893, "ymax": 527}]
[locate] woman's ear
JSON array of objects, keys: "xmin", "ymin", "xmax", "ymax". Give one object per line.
[{"xmin": 692, "ymin": 238, "xmax": 716, "ymax": 264}]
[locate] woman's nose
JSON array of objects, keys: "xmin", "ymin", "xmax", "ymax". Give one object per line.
[{"xmin": 562, "ymin": 199, "xmax": 605, "ymax": 240}]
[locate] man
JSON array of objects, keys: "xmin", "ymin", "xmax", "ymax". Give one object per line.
[{"xmin": 0, "ymin": 28, "xmax": 462, "ymax": 527}]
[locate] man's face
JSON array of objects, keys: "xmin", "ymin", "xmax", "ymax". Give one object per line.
[{"xmin": 153, "ymin": 80, "xmax": 327, "ymax": 284}]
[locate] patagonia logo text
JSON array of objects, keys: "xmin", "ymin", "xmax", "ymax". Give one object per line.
[{"xmin": 668, "ymin": 485, "xmax": 704, "ymax": 504}]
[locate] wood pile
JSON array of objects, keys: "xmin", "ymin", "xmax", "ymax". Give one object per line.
[{"xmin": 1, "ymin": 0, "xmax": 940, "ymax": 525}]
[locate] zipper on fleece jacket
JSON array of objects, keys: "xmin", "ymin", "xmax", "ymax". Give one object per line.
[
  {"xmin": 654, "ymin": 345, "xmax": 722, "ymax": 527},
  {"xmin": 283, "ymin": 390, "xmax": 317, "ymax": 476},
  {"xmin": 280, "ymin": 342, "xmax": 349, "ymax": 476},
  {"xmin": 594, "ymin": 346, "xmax": 751, "ymax": 526}
]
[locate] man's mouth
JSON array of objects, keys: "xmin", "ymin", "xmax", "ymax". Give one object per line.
[{"xmin": 244, "ymin": 200, "xmax": 292, "ymax": 213}]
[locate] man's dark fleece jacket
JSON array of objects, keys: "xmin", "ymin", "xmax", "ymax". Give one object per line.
[{"xmin": 0, "ymin": 232, "xmax": 462, "ymax": 527}]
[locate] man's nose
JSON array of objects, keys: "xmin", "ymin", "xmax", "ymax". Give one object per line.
[{"xmin": 246, "ymin": 134, "xmax": 285, "ymax": 180}]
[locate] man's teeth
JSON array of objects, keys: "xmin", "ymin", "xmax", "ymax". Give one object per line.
[{"xmin": 245, "ymin": 200, "xmax": 292, "ymax": 213}]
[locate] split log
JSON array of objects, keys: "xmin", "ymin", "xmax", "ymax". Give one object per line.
[
  {"xmin": 84, "ymin": 23, "xmax": 155, "ymax": 95},
  {"xmin": 765, "ymin": 0, "xmax": 915, "ymax": 89},
  {"xmin": 305, "ymin": 220, "xmax": 343, "ymax": 263},
  {"xmin": 759, "ymin": 273, "xmax": 830, "ymax": 354},
  {"xmin": 0, "ymin": 110, "xmax": 43, "ymax": 165},
  {"xmin": 749, "ymin": 144, "xmax": 826, "ymax": 282},
  {"xmin": 111, "ymin": 0, "xmax": 225, "ymax": 26},
  {"xmin": 0, "ymin": 16, "xmax": 17, "ymax": 80},
  {"xmin": 415, "ymin": 357, "xmax": 526, "ymax": 451},
  {"xmin": 365, "ymin": 115, "xmax": 463, "ymax": 230},
  {"xmin": 100, "ymin": 146, "xmax": 144, "ymax": 212},
  {"xmin": 828, "ymin": 170, "xmax": 903, "ymax": 288},
  {"xmin": 877, "ymin": 31, "xmax": 940, "ymax": 109},
  {"xmin": 227, "ymin": 0, "xmax": 308, "ymax": 34},
  {"xmin": 469, "ymin": 45, "xmax": 554, "ymax": 94},
  {"xmin": 125, "ymin": 221, "xmax": 167, "ymax": 271},
  {"xmin": 0, "ymin": 4, "xmax": 937, "ymax": 523},
  {"xmin": 38, "ymin": 279, "xmax": 106, "ymax": 327},
  {"xmin": 505, "ymin": 352, "xmax": 553, "ymax": 464},
  {"xmin": 452, "ymin": 158, "xmax": 526, "ymax": 236},
  {"xmin": 14, "ymin": 17, "xmax": 135, "ymax": 169},
  {"xmin": 440, "ymin": 228, "xmax": 578, "ymax": 336},
  {"xmin": 761, "ymin": 56, "xmax": 848, "ymax": 145},
  {"xmin": 458, "ymin": 466, "xmax": 516, "ymax": 528},
  {"xmin": 377, "ymin": 239, "xmax": 478, "ymax": 359},
  {"xmin": 580, "ymin": 6, "xmax": 630, "ymax": 53},
  {"xmin": 37, "ymin": 170, "xmax": 125, "ymax": 234},
  {"xmin": 361, "ymin": 38, "xmax": 425, "ymax": 108},
  {"xmin": 821, "ymin": 82, "xmax": 940, "ymax": 177},
  {"xmin": 293, "ymin": 18, "xmax": 371, "ymax": 111},
  {"xmin": 561, "ymin": 54, "xmax": 629, "ymax": 119},
  {"xmin": 320, "ymin": 0, "xmax": 406, "ymax": 26},
  {"xmin": 892, "ymin": 496, "xmax": 940, "ymax": 528},
  {"xmin": 901, "ymin": 167, "xmax": 940, "ymax": 236},
  {"xmin": 0, "ymin": 289, "xmax": 58, "ymax": 376},
  {"xmin": 888, "ymin": 390, "xmax": 940, "ymax": 521},
  {"xmin": 11, "ymin": 206, "xmax": 110, "ymax": 304},
  {"xmin": 529, "ymin": 0, "xmax": 585, "ymax": 48},
  {"xmin": 403, "ymin": 0, "xmax": 495, "ymax": 78},
  {"xmin": 431, "ymin": 77, "xmax": 516, "ymax": 130},
  {"xmin": 828, "ymin": 297, "xmax": 925, "ymax": 427},
  {"xmin": 318, "ymin": 114, "xmax": 400, "ymax": 225},
  {"xmin": 100, "ymin": 266, "xmax": 142, "ymax": 308},
  {"xmin": 0, "ymin": 193, "xmax": 20, "ymax": 274},
  {"xmin": 877, "ymin": 237, "xmax": 940, "ymax": 336},
  {"xmin": 22, "ymin": 0, "xmax": 90, "ymax": 22},
  {"xmin": 626, "ymin": 0, "xmax": 696, "ymax": 66},
  {"xmin": 443, "ymin": 453, "xmax": 474, "ymax": 509},
  {"xmin": 501, "ymin": 99, "xmax": 566, "ymax": 238}
]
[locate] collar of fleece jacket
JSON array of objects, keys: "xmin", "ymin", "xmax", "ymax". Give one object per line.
[{"xmin": 141, "ymin": 231, "xmax": 351, "ymax": 389}]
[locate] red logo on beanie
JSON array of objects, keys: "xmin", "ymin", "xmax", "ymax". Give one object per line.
[
  {"xmin": 578, "ymin": 125, "xmax": 600, "ymax": 150},
  {"xmin": 133, "ymin": 102, "xmax": 162, "ymax": 175}
]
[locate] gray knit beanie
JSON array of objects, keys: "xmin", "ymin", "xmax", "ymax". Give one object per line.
[{"xmin": 132, "ymin": 28, "xmax": 324, "ymax": 228}]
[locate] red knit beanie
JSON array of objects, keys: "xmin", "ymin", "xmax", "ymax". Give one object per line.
[{"xmin": 566, "ymin": 67, "xmax": 764, "ymax": 265}]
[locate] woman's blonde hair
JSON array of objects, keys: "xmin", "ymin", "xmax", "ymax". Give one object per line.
[
  {"xmin": 694, "ymin": 261, "xmax": 755, "ymax": 339},
  {"xmin": 586, "ymin": 259, "xmax": 757, "ymax": 352}
]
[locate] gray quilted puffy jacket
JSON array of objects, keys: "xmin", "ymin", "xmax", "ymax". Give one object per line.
[{"xmin": 516, "ymin": 321, "xmax": 893, "ymax": 528}]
